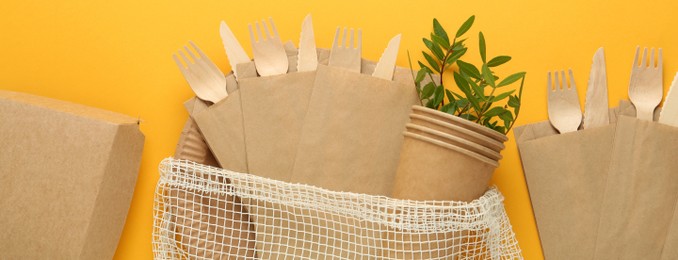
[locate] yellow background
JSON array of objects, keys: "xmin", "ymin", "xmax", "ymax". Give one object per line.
[{"xmin": 2, "ymin": 0, "xmax": 678, "ymax": 259}]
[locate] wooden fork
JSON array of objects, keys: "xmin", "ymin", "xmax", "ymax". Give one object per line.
[
  {"xmin": 248, "ymin": 18, "xmax": 288, "ymax": 76},
  {"xmin": 628, "ymin": 46, "xmax": 663, "ymax": 121},
  {"xmin": 547, "ymin": 69, "xmax": 583, "ymax": 133},
  {"xmin": 328, "ymin": 27, "xmax": 362, "ymax": 73},
  {"xmin": 173, "ymin": 41, "xmax": 228, "ymax": 104}
]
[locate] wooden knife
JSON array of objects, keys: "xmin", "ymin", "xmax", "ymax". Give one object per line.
[
  {"xmin": 659, "ymin": 72, "xmax": 678, "ymax": 126},
  {"xmin": 220, "ymin": 21, "xmax": 251, "ymax": 80},
  {"xmin": 584, "ymin": 47, "xmax": 610, "ymax": 129},
  {"xmin": 297, "ymin": 14, "xmax": 318, "ymax": 72},
  {"xmin": 372, "ymin": 34, "xmax": 401, "ymax": 80}
]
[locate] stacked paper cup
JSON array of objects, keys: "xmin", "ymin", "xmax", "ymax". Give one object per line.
[{"xmin": 392, "ymin": 105, "xmax": 508, "ymax": 202}]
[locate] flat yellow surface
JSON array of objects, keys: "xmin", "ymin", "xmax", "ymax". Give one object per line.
[{"xmin": 2, "ymin": 0, "xmax": 678, "ymax": 259}]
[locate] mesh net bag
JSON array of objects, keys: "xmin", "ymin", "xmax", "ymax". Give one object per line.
[{"xmin": 152, "ymin": 158, "xmax": 522, "ymax": 259}]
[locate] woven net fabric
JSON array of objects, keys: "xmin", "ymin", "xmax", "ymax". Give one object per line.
[{"xmin": 152, "ymin": 158, "xmax": 522, "ymax": 259}]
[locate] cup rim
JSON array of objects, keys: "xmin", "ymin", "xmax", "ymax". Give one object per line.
[
  {"xmin": 405, "ymin": 123, "xmax": 502, "ymax": 161},
  {"xmin": 403, "ymin": 132, "xmax": 499, "ymax": 167},
  {"xmin": 409, "ymin": 113, "xmax": 505, "ymax": 151},
  {"xmin": 411, "ymin": 105, "xmax": 509, "ymax": 142}
]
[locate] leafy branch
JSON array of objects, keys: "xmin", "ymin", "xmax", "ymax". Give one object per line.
[{"xmin": 409, "ymin": 16, "xmax": 526, "ymax": 135}]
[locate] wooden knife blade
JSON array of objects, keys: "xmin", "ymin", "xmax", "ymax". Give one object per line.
[
  {"xmin": 220, "ymin": 21, "xmax": 251, "ymax": 80},
  {"xmin": 297, "ymin": 14, "xmax": 318, "ymax": 72},
  {"xmin": 584, "ymin": 47, "xmax": 610, "ymax": 129},
  {"xmin": 659, "ymin": 72, "xmax": 678, "ymax": 126},
  {"xmin": 372, "ymin": 34, "xmax": 401, "ymax": 80}
]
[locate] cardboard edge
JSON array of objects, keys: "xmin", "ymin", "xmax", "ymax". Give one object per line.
[{"xmin": 79, "ymin": 123, "xmax": 145, "ymax": 259}]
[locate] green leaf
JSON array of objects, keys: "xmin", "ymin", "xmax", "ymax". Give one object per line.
[
  {"xmin": 457, "ymin": 60, "xmax": 481, "ymax": 79},
  {"xmin": 415, "ymin": 69, "xmax": 427, "ymax": 83},
  {"xmin": 487, "ymin": 56, "xmax": 511, "ymax": 67},
  {"xmin": 432, "ymin": 85, "xmax": 445, "ymax": 107},
  {"xmin": 452, "ymin": 39, "xmax": 467, "ymax": 51},
  {"xmin": 421, "ymin": 82, "xmax": 436, "ymax": 99},
  {"xmin": 497, "ymin": 72, "xmax": 526, "ymax": 87},
  {"xmin": 432, "ymin": 18, "xmax": 449, "ymax": 43},
  {"xmin": 483, "ymin": 107, "xmax": 507, "ymax": 117},
  {"xmin": 417, "ymin": 61, "xmax": 431, "ymax": 73},
  {"xmin": 445, "ymin": 89, "xmax": 456, "ymax": 103},
  {"xmin": 456, "ymin": 15, "xmax": 475, "ymax": 38},
  {"xmin": 499, "ymin": 110, "xmax": 513, "ymax": 128},
  {"xmin": 441, "ymin": 103, "xmax": 457, "ymax": 114},
  {"xmin": 445, "ymin": 47, "xmax": 467, "ymax": 65},
  {"xmin": 460, "ymin": 113, "xmax": 478, "ymax": 121},
  {"xmin": 508, "ymin": 94, "xmax": 520, "ymax": 108},
  {"xmin": 422, "ymin": 52, "xmax": 441, "ymax": 72},
  {"xmin": 423, "ymin": 37, "xmax": 445, "ymax": 60},
  {"xmin": 481, "ymin": 64, "xmax": 496, "ymax": 87},
  {"xmin": 491, "ymin": 90, "xmax": 516, "ymax": 102},
  {"xmin": 431, "ymin": 34, "xmax": 450, "ymax": 49},
  {"xmin": 495, "ymin": 126, "xmax": 506, "ymax": 134},
  {"xmin": 479, "ymin": 31, "xmax": 487, "ymax": 63},
  {"xmin": 465, "ymin": 74, "xmax": 486, "ymax": 100},
  {"xmin": 453, "ymin": 71, "xmax": 480, "ymax": 111}
]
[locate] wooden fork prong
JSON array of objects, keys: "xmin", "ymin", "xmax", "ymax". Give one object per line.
[
  {"xmin": 633, "ymin": 46, "xmax": 640, "ymax": 68},
  {"xmin": 184, "ymin": 45, "xmax": 198, "ymax": 62},
  {"xmin": 554, "ymin": 70, "xmax": 561, "ymax": 90},
  {"xmin": 261, "ymin": 19, "xmax": 271, "ymax": 39},
  {"xmin": 641, "ymin": 47, "xmax": 648, "ymax": 67},
  {"xmin": 178, "ymin": 50, "xmax": 192, "ymax": 66},
  {"xmin": 356, "ymin": 29, "xmax": 362, "ymax": 50},
  {"xmin": 650, "ymin": 48, "xmax": 655, "ymax": 68},
  {"xmin": 332, "ymin": 27, "xmax": 340, "ymax": 49},
  {"xmin": 349, "ymin": 28, "xmax": 355, "ymax": 49},
  {"xmin": 658, "ymin": 48, "xmax": 663, "ymax": 69},
  {"xmin": 547, "ymin": 71, "xmax": 553, "ymax": 91},
  {"xmin": 189, "ymin": 41, "xmax": 206, "ymax": 59},
  {"xmin": 568, "ymin": 69, "xmax": 575, "ymax": 90},
  {"xmin": 248, "ymin": 24, "xmax": 256, "ymax": 43},
  {"xmin": 342, "ymin": 27, "xmax": 348, "ymax": 48},
  {"xmin": 268, "ymin": 17, "xmax": 279, "ymax": 39},
  {"xmin": 256, "ymin": 21, "xmax": 265, "ymax": 40}
]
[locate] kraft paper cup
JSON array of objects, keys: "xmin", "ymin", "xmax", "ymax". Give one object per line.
[
  {"xmin": 405, "ymin": 123, "xmax": 503, "ymax": 161},
  {"xmin": 411, "ymin": 105, "xmax": 508, "ymax": 143},
  {"xmin": 392, "ymin": 131, "xmax": 498, "ymax": 202},
  {"xmin": 409, "ymin": 113, "xmax": 505, "ymax": 152}
]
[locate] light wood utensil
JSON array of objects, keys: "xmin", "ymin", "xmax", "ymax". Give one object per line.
[
  {"xmin": 584, "ymin": 47, "xmax": 610, "ymax": 129},
  {"xmin": 328, "ymin": 27, "xmax": 362, "ymax": 73},
  {"xmin": 173, "ymin": 41, "xmax": 228, "ymax": 104},
  {"xmin": 628, "ymin": 46, "xmax": 663, "ymax": 121},
  {"xmin": 249, "ymin": 18, "xmax": 288, "ymax": 76},
  {"xmin": 372, "ymin": 34, "xmax": 401, "ymax": 80},
  {"xmin": 219, "ymin": 21, "xmax": 251, "ymax": 80},
  {"xmin": 297, "ymin": 14, "xmax": 318, "ymax": 72},
  {"xmin": 659, "ymin": 72, "xmax": 678, "ymax": 126},
  {"xmin": 547, "ymin": 69, "xmax": 583, "ymax": 133}
]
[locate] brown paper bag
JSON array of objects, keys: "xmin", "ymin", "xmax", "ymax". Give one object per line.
[
  {"xmin": 0, "ymin": 90, "xmax": 144, "ymax": 259},
  {"xmin": 663, "ymin": 206, "xmax": 678, "ymax": 259},
  {"xmin": 193, "ymin": 66, "xmax": 256, "ymax": 173},
  {"xmin": 290, "ymin": 64, "xmax": 419, "ymax": 196},
  {"xmin": 593, "ymin": 116, "xmax": 678, "ymax": 259},
  {"xmin": 237, "ymin": 46, "xmax": 330, "ymax": 181},
  {"xmin": 514, "ymin": 105, "xmax": 622, "ymax": 259}
]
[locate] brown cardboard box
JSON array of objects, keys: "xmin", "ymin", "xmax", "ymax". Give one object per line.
[{"xmin": 0, "ymin": 90, "xmax": 144, "ymax": 259}]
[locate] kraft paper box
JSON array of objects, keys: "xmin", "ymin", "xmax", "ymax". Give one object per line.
[{"xmin": 0, "ymin": 90, "xmax": 144, "ymax": 259}]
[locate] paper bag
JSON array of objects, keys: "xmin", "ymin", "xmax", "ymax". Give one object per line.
[
  {"xmin": 515, "ymin": 122, "xmax": 616, "ymax": 259},
  {"xmin": 290, "ymin": 64, "xmax": 419, "ymax": 196},
  {"xmin": 663, "ymin": 206, "xmax": 678, "ymax": 259},
  {"xmin": 0, "ymin": 90, "xmax": 144, "ymax": 259},
  {"xmin": 593, "ymin": 116, "xmax": 678, "ymax": 259},
  {"xmin": 193, "ymin": 68, "xmax": 256, "ymax": 173},
  {"xmin": 237, "ymin": 46, "xmax": 330, "ymax": 181}
]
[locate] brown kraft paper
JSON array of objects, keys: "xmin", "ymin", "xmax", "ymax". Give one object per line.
[
  {"xmin": 290, "ymin": 64, "xmax": 419, "ymax": 196},
  {"xmin": 593, "ymin": 116, "xmax": 678, "ymax": 259},
  {"xmin": 0, "ymin": 90, "xmax": 144, "ymax": 259},
  {"xmin": 514, "ymin": 103, "xmax": 626, "ymax": 260},
  {"xmin": 237, "ymin": 46, "xmax": 330, "ymax": 181}
]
